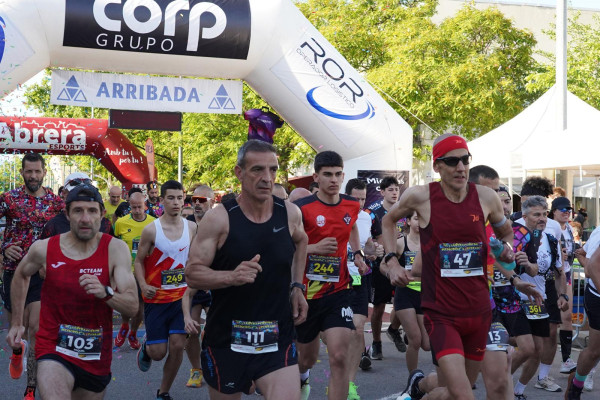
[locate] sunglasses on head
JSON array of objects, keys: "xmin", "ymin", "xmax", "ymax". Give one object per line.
[
  {"xmin": 68, "ymin": 178, "xmax": 92, "ymax": 187},
  {"xmin": 436, "ymin": 154, "xmax": 472, "ymax": 167},
  {"xmin": 192, "ymin": 196, "xmax": 208, "ymax": 204}
]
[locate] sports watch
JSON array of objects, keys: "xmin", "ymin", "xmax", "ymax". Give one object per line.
[
  {"xmin": 102, "ymin": 285, "xmax": 115, "ymax": 301},
  {"xmin": 353, "ymin": 249, "xmax": 365, "ymax": 259},
  {"xmin": 290, "ymin": 282, "xmax": 306, "ymax": 294},
  {"xmin": 560, "ymin": 293, "xmax": 569, "ymax": 302},
  {"xmin": 384, "ymin": 252, "xmax": 398, "ymax": 264}
]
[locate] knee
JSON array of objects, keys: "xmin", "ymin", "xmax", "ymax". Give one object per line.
[
  {"xmin": 147, "ymin": 345, "xmax": 167, "ymax": 361},
  {"xmin": 298, "ymin": 350, "xmax": 318, "ymax": 370},
  {"xmin": 485, "ymin": 375, "xmax": 509, "ymax": 398},
  {"xmin": 327, "ymin": 348, "xmax": 348, "ymax": 370}
]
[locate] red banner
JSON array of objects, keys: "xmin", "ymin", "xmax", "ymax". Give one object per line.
[{"xmin": 0, "ymin": 117, "xmax": 150, "ymax": 188}]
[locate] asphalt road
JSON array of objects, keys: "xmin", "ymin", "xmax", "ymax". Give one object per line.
[{"xmin": 0, "ymin": 308, "xmax": 595, "ymax": 399}]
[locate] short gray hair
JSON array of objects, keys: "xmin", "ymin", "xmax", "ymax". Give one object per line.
[
  {"xmin": 236, "ymin": 140, "xmax": 277, "ymax": 168},
  {"xmin": 522, "ymin": 195, "xmax": 547, "ymax": 215}
]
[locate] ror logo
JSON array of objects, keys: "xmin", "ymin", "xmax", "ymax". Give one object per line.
[{"xmin": 63, "ymin": 0, "xmax": 251, "ymax": 59}]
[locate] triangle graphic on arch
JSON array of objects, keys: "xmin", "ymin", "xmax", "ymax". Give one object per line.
[
  {"xmin": 57, "ymin": 88, "xmax": 71, "ymax": 101},
  {"xmin": 216, "ymin": 85, "xmax": 228, "ymax": 97},
  {"xmin": 74, "ymin": 90, "xmax": 88, "ymax": 102},
  {"xmin": 66, "ymin": 76, "xmax": 80, "ymax": 88},
  {"xmin": 208, "ymin": 98, "xmax": 221, "ymax": 109},
  {"xmin": 223, "ymin": 98, "xmax": 236, "ymax": 110}
]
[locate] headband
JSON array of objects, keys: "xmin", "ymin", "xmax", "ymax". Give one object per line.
[{"xmin": 432, "ymin": 135, "xmax": 469, "ymax": 162}]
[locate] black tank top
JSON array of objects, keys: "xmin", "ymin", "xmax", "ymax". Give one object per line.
[{"xmin": 203, "ymin": 196, "xmax": 296, "ymax": 348}]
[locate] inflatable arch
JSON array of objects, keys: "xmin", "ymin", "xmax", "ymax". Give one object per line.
[
  {"xmin": 0, "ymin": 0, "xmax": 413, "ymax": 180},
  {"xmin": 0, "ymin": 117, "xmax": 151, "ymax": 187}
]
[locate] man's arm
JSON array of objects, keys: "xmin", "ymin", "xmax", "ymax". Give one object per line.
[
  {"xmin": 182, "ymin": 287, "xmax": 200, "ymax": 334},
  {"xmin": 133, "ymin": 223, "xmax": 158, "ymax": 300},
  {"xmin": 185, "ymin": 206, "xmax": 262, "ymax": 290},
  {"xmin": 287, "ymin": 202, "xmax": 308, "ymax": 325},
  {"xmin": 587, "ymin": 247, "xmax": 600, "ymax": 291},
  {"xmin": 480, "ymin": 186, "xmax": 515, "ymax": 263},
  {"xmin": 105, "ymin": 238, "xmax": 138, "ymax": 317},
  {"xmin": 7, "ymin": 239, "xmax": 47, "ymax": 348},
  {"xmin": 349, "ymin": 222, "xmax": 368, "ymax": 274}
]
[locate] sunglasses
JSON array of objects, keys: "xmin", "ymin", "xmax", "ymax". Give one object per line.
[
  {"xmin": 192, "ymin": 196, "xmax": 208, "ymax": 204},
  {"xmin": 436, "ymin": 154, "xmax": 472, "ymax": 167},
  {"xmin": 558, "ymin": 207, "xmax": 572, "ymax": 213},
  {"xmin": 68, "ymin": 178, "xmax": 92, "ymax": 187}
]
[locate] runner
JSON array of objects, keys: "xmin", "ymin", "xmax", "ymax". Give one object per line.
[
  {"xmin": 498, "ymin": 186, "xmax": 513, "ymax": 217},
  {"xmin": 392, "ymin": 210, "xmax": 430, "ymax": 375},
  {"xmin": 6, "ymin": 184, "xmax": 138, "ymax": 399},
  {"xmin": 366, "ymin": 176, "xmax": 405, "ymax": 358},
  {"xmin": 294, "ymin": 150, "xmax": 368, "ymax": 400},
  {"xmin": 288, "ymin": 188, "xmax": 312, "ymax": 203},
  {"xmin": 184, "ymin": 140, "xmax": 308, "ymax": 399},
  {"xmin": 134, "ymin": 180, "xmax": 196, "ymax": 400},
  {"xmin": 1, "ymin": 153, "xmax": 63, "ymax": 400},
  {"xmin": 344, "ymin": 178, "xmax": 382, "ymax": 400},
  {"xmin": 104, "ymin": 186, "xmax": 124, "ymax": 222},
  {"xmin": 113, "ymin": 192, "xmax": 155, "ymax": 350},
  {"xmin": 273, "ymin": 183, "xmax": 288, "ymax": 200},
  {"xmin": 182, "ymin": 184, "xmax": 215, "ymax": 388},
  {"xmin": 382, "ymin": 134, "xmax": 515, "ymax": 400},
  {"xmin": 146, "ymin": 181, "xmax": 164, "ymax": 218}
]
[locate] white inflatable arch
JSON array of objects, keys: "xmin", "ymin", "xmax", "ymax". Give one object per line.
[{"xmin": 0, "ymin": 0, "xmax": 412, "ymax": 177}]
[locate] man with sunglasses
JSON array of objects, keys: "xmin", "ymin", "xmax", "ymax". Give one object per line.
[
  {"xmin": 382, "ymin": 133, "xmax": 515, "ymax": 400},
  {"xmin": 188, "ymin": 185, "xmax": 214, "ymax": 223},
  {"xmin": 1, "ymin": 153, "xmax": 64, "ymax": 399},
  {"xmin": 146, "ymin": 181, "xmax": 164, "ymax": 218}
]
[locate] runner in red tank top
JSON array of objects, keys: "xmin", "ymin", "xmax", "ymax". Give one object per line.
[
  {"xmin": 381, "ymin": 134, "xmax": 515, "ymax": 400},
  {"xmin": 6, "ymin": 184, "xmax": 138, "ymax": 399}
]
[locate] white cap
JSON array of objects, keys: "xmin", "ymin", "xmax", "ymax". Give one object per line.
[{"xmin": 64, "ymin": 172, "xmax": 92, "ymax": 192}]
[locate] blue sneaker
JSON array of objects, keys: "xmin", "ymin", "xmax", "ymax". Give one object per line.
[{"xmin": 137, "ymin": 340, "xmax": 152, "ymax": 372}]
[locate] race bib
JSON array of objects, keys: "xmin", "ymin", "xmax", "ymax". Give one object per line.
[
  {"xmin": 440, "ymin": 242, "xmax": 484, "ymax": 277},
  {"xmin": 161, "ymin": 269, "xmax": 187, "ymax": 290},
  {"xmin": 404, "ymin": 251, "xmax": 417, "ymax": 271},
  {"xmin": 486, "ymin": 322, "xmax": 510, "ymax": 351},
  {"xmin": 522, "ymin": 301, "xmax": 549, "ymax": 320},
  {"xmin": 492, "ymin": 269, "xmax": 510, "ymax": 287},
  {"xmin": 132, "ymin": 238, "xmax": 140, "ymax": 261},
  {"xmin": 307, "ymin": 255, "xmax": 341, "ymax": 282},
  {"xmin": 56, "ymin": 324, "xmax": 102, "ymax": 360},
  {"xmin": 231, "ymin": 320, "xmax": 279, "ymax": 354}
]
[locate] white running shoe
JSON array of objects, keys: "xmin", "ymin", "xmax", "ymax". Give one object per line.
[
  {"xmin": 561, "ymin": 358, "xmax": 577, "ymax": 374},
  {"xmin": 534, "ymin": 376, "xmax": 562, "ymax": 392},
  {"xmin": 584, "ymin": 368, "xmax": 595, "ymax": 392}
]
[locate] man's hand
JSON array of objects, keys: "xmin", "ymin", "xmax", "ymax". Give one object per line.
[
  {"xmin": 184, "ymin": 316, "xmax": 201, "ymax": 335},
  {"xmin": 4, "ymin": 243, "xmax": 23, "ymax": 262},
  {"xmin": 6, "ymin": 325, "xmax": 25, "ymax": 350},
  {"xmin": 290, "ymin": 288, "xmax": 308, "ymax": 326},
  {"xmin": 514, "ymin": 279, "xmax": 544, "ymax": 306},
  {"xmin": 354, "ymin": 255, "xmax": 369, "ymax": 275},
  {"xmin": 561, "ymin": 247, "xmax": 568, "ymax": 262},
  {"xmin": 230, "ymin": 254, "xmax": 262, "ymax": 286},
  {"xmin": 79, "ymin": 274, "xmax": 108, "ymax": 299},
  {"xmin": 310, "ymin": 237, "xmax": 338, "ymax": 255},
  {"xmin": 575, "ymin": 248, "xmax": 587, "ymax": 268},
  {"xmin": 557, "ymin": 296, "xmax": 569, "ymax": 312},
  {"xmin": 383, "ymin": 257, "xmax": 413, "ymax": 287},
  {"xmin": 141, "ymin": 283, "xmax": 158, "ymax": 299}
]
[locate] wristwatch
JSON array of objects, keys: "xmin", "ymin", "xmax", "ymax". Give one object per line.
[
  {"xmin": 290, "ymin": 282, "xmax": 306, "ymax": 294},
  {"xmin": 102, "ymin": 285, "xmax": 115, "ymax": 301},
  {"xmin": 509, "ymin": 274, "xmax": 520, "ymax": 286},
  {"xmin": 560, "ymin": 293, "xmax": 569, "ymax": 302},
  {"xmin": 353, "ymin": 249, "xmax": 365, "ymax": 259},
  {"xmin": 384, "ymin": 252, "xmax": 398, "ymax": 264}
]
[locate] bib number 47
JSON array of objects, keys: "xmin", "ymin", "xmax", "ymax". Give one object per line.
[{"xmin": 454, "ymin": 253, "xmax": 471, "ymax": 266}]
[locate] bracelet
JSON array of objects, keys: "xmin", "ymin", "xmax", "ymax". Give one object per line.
[
  {"xmin": 502, "ymin": 240, "xmax": 513, "ymax": 251},
  {"xmin": 509, "ymin": 274, "xmax": 520, "ymax": 285}
]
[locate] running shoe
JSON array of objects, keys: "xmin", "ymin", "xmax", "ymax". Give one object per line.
[
  {"xmin": 561, "ymin": 358, "xmax": 578, "ymax": 374},
  {"xmin": 584, "ymin": 367, "xmax": 595, "ymax": 391},
  {"xmin": 300, "ymin": 377, "xmax": 310, "ymax": 400},
  {"xmin": 534, "ymin": 376, "xmax": 562, "ymax": 392},
  {"xmin": 115, "ymin": 324, "xmax": 128, "ymax": 347},
  {"xmin": 401, "ymin": 369, "xmax": 425, "ymax": 400},
  {"xmin": 156, "ymin": 390, "xmax": 173, "ymax": 400},
  {"xmin": 386, "ymin": 327, "xmax": 407, "ymax": 353},
  {"xmin": 186, "ymin": 368, "xmax": 202, "ymax": 388},
  {"xmin": 359, "ymin": 352, "xmax": 371, "ymax": 371},
  {"xmin": 514, "ymin": 394, "xmax": 527, "ymax": 400},
  {"xmin": 137, "ymin": 340, "xmax": 152, "ymax": 372},
  {"xmin": 128, "ymin": 334, "xmax": 141, "ymax": 350},
  {"xmin": 348, "ymin": 381, "xmax": 360, "ymax": 400},
  {"xmin": 23, "ymin": 386, "xmax": 35, "ymax": 399},
  {"xmin": 371, "ymin": 341, "xmax": 383, "ymax": 360},
  {"xmin": 565, "ymin": 373, "xmax": 583, "ymax": 400},
  {"xmin": 9, "ymin": 340, "xmax": 27, "ymax": 379}
]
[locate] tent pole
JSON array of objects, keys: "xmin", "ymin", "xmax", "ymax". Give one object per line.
[
  {"xmin": 596, "ymin": 176, "xmax": 599, "ymax": 228},
  {"xmin": 556, "ymin": 0, "xmax": 567, "ymax": 132}
]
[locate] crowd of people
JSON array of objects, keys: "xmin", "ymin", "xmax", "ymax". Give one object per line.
[{"xmin": 1, "ymin": 137, "xmax": 600, "ymax": 400}]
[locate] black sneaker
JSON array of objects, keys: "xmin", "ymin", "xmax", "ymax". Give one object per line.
[
  {"xmin": 156, "ymin": 390, "xmax": 173, "ymax": 400},
  {"xmin": 359, "ymin": 352, "xmax": 372, "ymax": 371},
  {"xmin": 386, "ymin": 327, "xmax": 407, "ymax": 353},
  {"xmin": 371, "ymin": 341, "xmax": 383, "ymax": 360},
  {"xmin": 401, "ymin": 369, "xmax": 425, "ymax": 400},
  {"xmin": 565, "ymin": 372, "xmax": 583, "ymax": 400},
  {"xmin": 514, "ymin": 394, "xmax": 527, "ymax": 400}
]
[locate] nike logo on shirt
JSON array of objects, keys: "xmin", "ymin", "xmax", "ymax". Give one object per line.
[{"xmin": 273, "ymin": 226, "xmax": 286, "ymax": 233}]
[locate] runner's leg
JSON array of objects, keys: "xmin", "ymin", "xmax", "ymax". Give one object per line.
[
  {"xmin": 25, "ymin": 301, "xmax": 40, "ymax": 388},
  {"xmin": 323, "ymin": 327, "xmax": 352, "ymax": 400},
  {"xmin": 256, "ymin": 365, "xmax": 301, "ymax": 400},
  {"xmin": 349, "ymin": 313, "xmax": 366, "ymax": 383},
  {"xmin": 37, "ymin": 360, "xmax": 75, "ymax": 400},
  {"xmin": 397, "ymin": 308, "xmax": 422, "ymax": 371},
  {"xmin": 159, "ymin": 333, "xmax": 186, "ymax": 394}
]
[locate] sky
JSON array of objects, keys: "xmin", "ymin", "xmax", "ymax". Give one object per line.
[{"xmin": 486, "ymin": 0, "xmax": 600, "ymax": 10}]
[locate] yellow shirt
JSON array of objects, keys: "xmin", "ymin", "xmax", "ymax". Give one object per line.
[
  {"xmin": 105, "ymin": 199, "xmax": 124, "ymax": 222},
  {"xmin": 114, "ymin": 213, "xmax": 156, "ymax": 270}
]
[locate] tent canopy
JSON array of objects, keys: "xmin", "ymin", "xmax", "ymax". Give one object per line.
[{"xmin": 468, "ymin": 85, "xmax": 600, "ymax": 178}]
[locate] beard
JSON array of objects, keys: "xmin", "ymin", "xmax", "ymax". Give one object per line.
[
  {"xmin": 149, "ymin": 197, "xmax": 159, "ymax": 204},
  {"xmin": 25, "ymin": 178, "xmax": 42, "ymax": 193}
]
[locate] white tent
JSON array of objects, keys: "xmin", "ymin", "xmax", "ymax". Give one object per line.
[{"xmin": 468, "ymin": 85, "xmax": 600, "ymax": 178}]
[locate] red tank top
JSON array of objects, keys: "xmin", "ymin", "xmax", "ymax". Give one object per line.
[
  {"xmin": 419, "ymin": 182, "xmax": 490, "ymax": 317},
  {"xmin": 36, "ymin": 234, "xmax": 113, "ymax": 376}
]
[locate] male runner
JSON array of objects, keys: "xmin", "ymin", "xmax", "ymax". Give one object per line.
[
  {"xmin": 1, "ymin": 153, "xmax": 63, "ymax": 399},
  {"xmin": 146, "ymin": 181, "xmax": 164, "ymax": 218},
  {"xmin": 181, "ymin": 184, "xmax": 215, "ymax": 388},
  {"xmin": 185, "ymin": 140, "xmax": 308, "ymax": 400},
  {"xmin": 113, "ymin": 192, "xmax": 155, "ymax": 349},
  {"xmin": 294, "ymin": 150, "xmax": 368, "ymax": 400},
  {"xmin": 383, "ymin": 134, "xmax": 514, "ymax": 400},
  {"xmin": 104, "ymin": 186, "xmax": 123, "ymax": 222},
  {"xmin": 366, "ymin": 176, "xmax": 405, "ymax": 357},
  {"xmin": 6, "ymin": 184, "xmax": 138, "ymax": 399},
  {"xmin": 135, "ymin": 180, "xmax": 195, "ymax": 400},
  {"xmin": 273, "ymin": 183, "xmax": 288, "ymax": 200}
]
